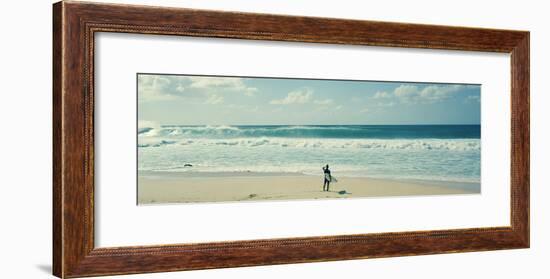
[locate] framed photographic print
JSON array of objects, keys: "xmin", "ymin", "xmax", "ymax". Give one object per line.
[
  {"xmin": 53, "ymin": 1, "xmax": 529, "ymax": 278},
  {"xmin": 137, "ymin": 74, "xmax": 482, "ymax": 204}
]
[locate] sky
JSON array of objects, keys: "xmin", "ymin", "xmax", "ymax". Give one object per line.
[{"xmin": 137, "ymin": 74, "xmax": 481, "ymax": 125}]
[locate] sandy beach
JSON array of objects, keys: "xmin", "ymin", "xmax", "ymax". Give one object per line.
[{"xmin": 138, "ymin": 171, "xmax": 480, "ymax": 204}]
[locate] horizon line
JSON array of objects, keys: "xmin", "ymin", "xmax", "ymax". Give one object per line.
[{"xmin": 156, "ymin": 123, "xmax": 482, "ymax": 126}]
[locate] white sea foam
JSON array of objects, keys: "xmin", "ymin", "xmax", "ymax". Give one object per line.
[
  {"xmin": 137, "ymin": 125, "xmax": 481, "ymax": 183},
  {"xmin": 138, "ymin": 136, "xmax": 480, "ymax": 151}
]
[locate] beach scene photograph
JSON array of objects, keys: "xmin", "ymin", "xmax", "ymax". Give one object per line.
[{"xmin": 137, "ymin": 74, "xmax": 481, "ymax": 204}]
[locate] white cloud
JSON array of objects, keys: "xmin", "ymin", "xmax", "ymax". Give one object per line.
[
  {"xmin": 138, "ymin": 75, "xmax": 258, "ymax": 103},
  {"xmin": 393, "ymin": 85, "xmax": 418, "ymax": 99},
  {"xmin": 138, "ymin": 75, "xmax": 178, "ymax": 102},
  {"xmin": 314, "ymin": 99, "xmax": 334, "ymax": 105},
  {"xmin": 205, "ymin": 94, "xmax": 224, "ymax": 104},
  {"xmin": 270, "ymin": 88, "xmax": 313, "ymax": 105},
  {"xmin": 373, "ymin": 91, "xmax": 391, "ymax": 99},
  {"xmin": 175, "ymin": 84, "xmax": 186, "ymax": 93},
  {"xmin": 397, "ymin": 84, "xmax": 463, "ymax": 104},
  {"xmin": 366, "ymin": 84, "xmax": 473, "ymax": 107},
  {"xmin": 187, "ymin": 77, "xmax": 258, "ymax": 96}
]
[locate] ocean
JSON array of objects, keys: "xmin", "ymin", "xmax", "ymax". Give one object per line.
[{"xmin": 138, "ymin": 125, "xmax": 481, "ymax": 183}]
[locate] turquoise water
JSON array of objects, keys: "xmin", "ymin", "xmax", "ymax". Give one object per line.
[{"xmin": 138, "ymin": 125, "xmax": 481, "ymax": 183}]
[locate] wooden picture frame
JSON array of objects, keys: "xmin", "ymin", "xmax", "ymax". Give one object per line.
[{"xmin": 53, "ymin": 1, "xmax": 529, "ymax": 278}]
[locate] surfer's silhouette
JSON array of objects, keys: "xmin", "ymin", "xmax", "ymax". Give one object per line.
[{"xmin": 322, "ymin": 164, "xmax": 331, "ymax": 191}]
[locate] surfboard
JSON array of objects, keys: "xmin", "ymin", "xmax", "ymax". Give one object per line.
[{"xmin": 325, "ymin": 173, "xmax": 337, "ymax": 183}]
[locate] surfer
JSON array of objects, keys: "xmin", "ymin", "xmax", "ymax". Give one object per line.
[{"xmin": 322, "ymin": 164, "xmax": 331, "ymax": 191}]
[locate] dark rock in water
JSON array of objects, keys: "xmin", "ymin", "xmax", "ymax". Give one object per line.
[
  {"xmin": 338, "ymin": 190, "xmax": 347, "ymax": 195},
  {"xmin": 184, "ymin": 164, "xmax": 193, "ymax": 167},
  {"xmin": 248, "ymin": 194, "xmax": 257, "ymax": 199}
]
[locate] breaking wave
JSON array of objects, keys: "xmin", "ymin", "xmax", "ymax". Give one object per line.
[
  {"xmin": 139, "ymin": 124, "xmax": 481, "ymax": 139},
  {"xmin": 138, "ymin": 136, "xmax": 480, "ymax": 151}
]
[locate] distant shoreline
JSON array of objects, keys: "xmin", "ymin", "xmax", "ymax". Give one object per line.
[
  {"xmin": 139, "ymin": 170, "xmax": 307, "ymax": 178},
  {"xmin": 138, "ymin": 170, "xmax": 480, "ymax": 184}
]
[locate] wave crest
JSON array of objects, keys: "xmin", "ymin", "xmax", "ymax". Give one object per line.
[
  {"xmin": 138, "ymin": 137, "xmax": 480, "ymax": 151},
  {"xmin": 139, "ymin": 124, "xmax": 481, "ymax": 139}
]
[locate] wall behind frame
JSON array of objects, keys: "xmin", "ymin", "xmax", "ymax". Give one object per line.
[{"xmin": 0, "ymin": 0, "xmax": 546, "ymax": 278}]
